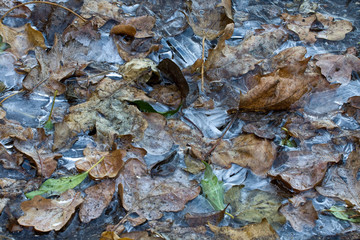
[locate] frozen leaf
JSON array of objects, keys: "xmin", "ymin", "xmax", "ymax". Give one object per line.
[
  {"xmin": 315, "ymin": 53, "xmax": 360, "ymax": 84},
  {"xmin": 150, "ymin": 151, "xmax": 178, "ymax": 178},
  {"xmin": 281, "ymin": 13, "xmax": 353, "ymax": 43},
  {"xmin": 343, "ymin": 96, "xmax": 360, "ymax": 124},
  {"xmin": 79, "ymin": 179, "xmax": 116, "ymax": 223},
  {"xmin": 0, "ymin": 143, "xmax": 22, "ymax": 170},
  {"xmin": 76, "ymin": 147, "xmax": 126, "ymax": 179},
  {"xmin": 149, "ymin": 84, "xmax": 182, "ymax": 107},
  {"xmin": 316, "ymin": 143, "xmax": 360, "ymax": 208},
  {"xmin": 327, "ymin": 206, "xmax": 360, "ymax": 223},
  {"xmin": 0, "ymin": 35, "xmax": 10, "ymax": 52},
  {"xmin": 208, "ymin": 219, "xmax": 278, "ymax": 240},
  {"xmin": 22, "ymin": 36, "xmax": 89, "ymax": 94},
  {"xmin": 201, "ymin": 161, "xmax": 225, "ymax": 211},
  {"xmin": 80, "ymin": 0, "xmax": 123, "ymax": 27},
  {"xmin": 225, "ymin": 186, "xmax": 285, "ymax": 225},
  {"xmin": 119, "ymin": 231, "xmax": 163, "ymax": 240},
  {"xmin": 280, "ymin": 201, "xmax": 318, "ymax": 232},
  {"xmin": 185, "ymin": 0, "xmax": 233, "ymax": 40},
  {"xmin": 118, "ymin": 58, "xmax": 160, "ymax": 86},
  {"xmin": 185, "ymin": 209, "xmax": 225, "ymax": 226},
  {"xmin": 0, "ymin": 178, "xmax": 40, "ymax": 197},
  {"xmin": 117, "ymin": 159, "xmax": 200, "ymax": 222},
  {"xmin": 210, "ymin": 134, "xmax": 277, "ymax": 177},
  {"xmin": 136, "ymin": 113, "xmax": 174, "ymax": 155},
  {"xmin": 53, "ymin": 82, "xmax": 148, "ymax": 150},
  {"xmin": 0, "ymin": 23, "xmax": 46, "ymax": 58},
  {"xmin": 269, "ymin": 144, "xmax": 341, "ymax": 192},
  {"xmin": 0, "ymin": 198, "xmax": 9, "ymax": 214},
  {"xmin": 25, "ymin": 172, "xmax": 88, "ymax": 199},
  {"xmin": 0, "ymin": 117, "xmax": 32, "ymax": 141},
  {"xmin": 204, "ymin": 25, "xmax": 287, "ymax": 83},
  {"xmin": 18, "ymin": 189, "xmax": 83, "ymax": 232},
  {"xmin": 14, "ymin": 130, "xmax": 62, "ymax": 178},
  {"xmin": 148, "ymin": 220, "xmax": 208, "ymax": 239},
  {"xmin": 111, "ymin": 16, "xmax": 161, "ymax": 62}
]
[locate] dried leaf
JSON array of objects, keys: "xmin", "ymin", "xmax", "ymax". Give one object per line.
[
  {"xmin": 343, "ymin": 96, "xmax": 360, "ymax": 124},
  {"xmin": 76, "ymin": 147, "xmax": 126, "ymax": 179},
  {"xmin": 280, "ymin": 201, "xmax": 318, "ymax": 232},
  {"xmin": 316, "ymin": 144, "xmax": 360, "ymax": 208},
  {"xmin": 150, "ymin": 151, "xmax": 178, "ymax": 178},
  {"xmin": 18, "ymin": 189, "xmax": 83, "ymax": 232},
  {"xmin": 315, "ymin": 53, "xmax": 360, "ymax": 84},
  {"xmin": 0, "ymin": 23, "xmax": 46, "ymax": 58},
  {"xmin": 208, "ymin": 219, "xmax": 278, "ymax": 240},
  {"xmin": 149, "ymin": 84, "xmax": 182, "ymax": 107},
  {"xmin": 0, "ymin": 118, "xmax": 32, "ymax": 141},
  {"xmin": 225, "ymin": 186, "xmax": 285, "ymax": 225},
  {"xmin": 269, "ymin": 144, "xmax": 341, "ymax": 192},
  {"xmin": 0, "ymin": 143, "xmax": 22, "ymax": 170},
  {"xmin": 210, "ymin": 134, "xmax": 277, "ymax": 177},
  {"xmin": 201, "ymin": 161, "xmax": 225, "ymax": 211},
  {"xmin": 185, "ymin": 209, "xmax": 225, "ymax": 226},
  {"xmin": 0, "ymin": 178, "xmax": 40, "ymax": 198},
  {"xmin": 185, "ymin": 0, "xmax": 233, "ymax": 40},
  {"xmin": 118, "ymin": 58, "xmax": 159, "ymax": 86},
  {"xmin": 80, "ymin": 179, "xmax": 116, "ymax": 223},
  {"xmin": 0, "ymin": 198, "xmax": 9, "ymax": 214},
  {"xmin": 117, "ymin": 159, "xmax": 200, "ymax": 222},
  {"xmin": 80, "ymin": 0, "xmax": 123, "ymax": 27}
]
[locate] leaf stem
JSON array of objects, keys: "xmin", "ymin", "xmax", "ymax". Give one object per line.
[
  {"xmin": 47, "ymin": 90, "xmax": 58, "ymax": 123},
  {"xmin": 0, "ymin": 1, "xmax": 87, "ymax": 23},
  {"xmin": 0, "ymin": 89, "xmax": 24, "ymax": 105},
  {"xmin": 86, "ymin": 156, "xmax": 105, "ymax": 173}
]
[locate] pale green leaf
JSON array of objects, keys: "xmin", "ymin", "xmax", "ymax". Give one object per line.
[
  {"xmin": 201, "ymin": 161, "xmax": 225, "ymax": 211},
  {"xmin": 328, "ymin": 206, "xmax": 360, "ymax": 223},
  {"xmin": 25, "ymin": 172, "xmax": 88, "ymax": 199}
]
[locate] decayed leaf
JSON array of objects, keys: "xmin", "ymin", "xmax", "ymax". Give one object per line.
[
  {"xmin": 269, "ymin": 144, "xmax": 341, "ymax": 192},
  {"xmin": 150, "ymin": 151, "xmax": 178, "ymax": 178},
  {"xmin": 119, "ymin": 231, "xmax": 163, "ymax": 240},
  {"xmin": 343, "ymin": 96, "xmax": 360, "ymax": 124},
  {"xmin": 80, "ymin": 179, "xmax": 116, "ymax": 223},
  {"xmin": 148, "ymin": 220, "xmax": 208, "ymax": 239},
  {"xmin": 185, "ymin": 209, "xmax": 225, "ymax": 226},
  {"xmin": 118, "ymin": 58, "xmax": 159, "ymax": 86},
  {"xmin": 0, "ymin": 198, "xmax": 9, "ymax": 214},
  {"xmin": 315, "ymin": 53, "xmax": 360, "ymax": 84},
  {"xmin": 208, "ymin": 219, "xmax": 278, "ymax": 240},
  {"xmin": 316, "ymin": 143, "xmax": 360, "ymax": 208},
  {"xmin": 149, "ymin": 84, "xmax": 182, "ymax": 107},
  {"xmin": 22, "ymin": 36, "xmax": 89, "ymax": 94},
  {"xmin": 117, "ymin": 159, "xmax": 200, "ymax": 223},
  {"xmin": 0, "ymin": 23, "xmax": 46, "ymax": 58},
  {"xmin": 281, "ymin": 13, "xmax": 353, "ymax": 43},
  {"xmin": 225, "ymin": 186, "xmax": 285, "ymax": 225},
  {"xmin": 136, "ymin": 113, "xmax": 174, "ymax": 155},
  {"xmin": 204, "ymin": 25, "xmax": 287, "ymax": 82},
  {"xmin": 210, "ymin": 134, "xmax": 277, "ymax": 177},
  {"xmin": 0, "ymin": 178, "xmax": 41, "ymax": 198},
  {"xmin": 76, "ymin": 146, "xmax": 126, "ymax": 179},
  {"xmin": 280, "ymin": 201, "xmax": 318, "ymax": 232},
  {"xmin": 111, "ymin": 16, "xmax": 161, "ymax": 62},
  {"xmin": 201, "ymin": 162, "xmax": 224, "ymax": 211},
  {"xmin": 0, "ymin": 117, "xmax": 32, "ymax": 141},
  {"xmin": 0, "ymin": 143, "xmax": 22, "ymax": 170},
  {"xmin": 14, "ymin": 129, "xmax": 61, "ymax": 178},
  {"xmin": 18, "ymin": 189, "xmax": 83, "ymax": 232},
  {"xmin": 53, "ymin": 80, "xmax": 148, "ymax": 150},
  {"xmin": 185, "ymin": 0, "xmax": 233, "ymax": 40},
  {"xmin": 80, "ymin": 0, "xmax": 123, "ymax": 27}
]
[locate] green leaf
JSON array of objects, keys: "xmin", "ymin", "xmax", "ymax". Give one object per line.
[
  {"xmin": 280, "ymin": 138, "xmax": 297, "ymax": 148},
  {"xmin": 0, "ymin": 35, "xmax": 10, "ymax": 52},
  {"xmin": 201, "ymin": 161, "xmax": 225, "ymax": 211},
  {"xmin": 328, "ymin": 206, "xmax": 360, "ymax": 223},
  {"xmin": 25, "ymin": 172, "xmax": 88, "ymax": 199},
  {"xmin": 130, "ymin": 100, "xmax": 181, "ymax": 118},
  {"xmin": 25, "ymin": 156, "xmax": 105, "ymax": 199},
  {"xmin": 43, "ymin": 119, "xmax": 54, "ymax": 131}
]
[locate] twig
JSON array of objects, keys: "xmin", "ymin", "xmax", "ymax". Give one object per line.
[
  {"xmin": 201, "ymin": 36, "xmax": 206, "ymax": 92},
  {"xmin": 0, "ymin": 1, "xmax": 87, "ymax": 23}
]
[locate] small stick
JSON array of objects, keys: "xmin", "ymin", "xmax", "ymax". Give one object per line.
[
  {"xmin": 0, "ymin": 1, "xmax": 87, "ymax": 23},
  {"xmin": 201, "ymin": 36, "xmax": 206, "ymax": 92}
]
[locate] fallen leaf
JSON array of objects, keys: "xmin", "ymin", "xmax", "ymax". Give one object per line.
[
  {"xmin": 225, "ymin": 186, "xmax": 285, "ymax": 225},
  {"xmin": 327, "ymin": 206, "xmax": 360, "ymax": 223},
  {"xmin": 0, "ymin": 198, "xmax": 9, "ymax": 214},
  {"xmin": 149, "ymin": 84, "xmax": 182, "ymax": 107},
  {"xmin": 118, "ymin": 58, "xmax": 160, "ymax": 86},
  {"xmin": 130, "ymin": 100, "xmax": 181, "ymax": 118},
  {"xmin": 0, "ymin": 143, "xmax": 22, "ymax": 170},
  {"xmin": 148, "ymin": 220, "xmax": 208, "ymax": 239},
  {"xmin": 208, "ymin": 219, "xmax": 279, "ymax": 240},
  {"xmin": 111, "ymin": 16, "xmax": 161, "ymax": 62},
  {"xmin": 210, "ymin": 134, "xmax": 277, "ymax": 177},
  {"xmin": 343, "ymin": 96, "xmax": 360, "ymax": 124},
  {"xmin": 185, "ymin": 0, "xmax": 233, "ymax": 40},
  {"xmin": 76, "ymin": 147, "xmax": 125, "ymax": 179},
  {"xmin": 280, "ymin": 200, "xmax": 318, "ymax": 232},
  {"xmin": 136, "ymin": 113, "xmax": 174, "ymax": 155},
  {"xmin": 269, "ymin": 144, "xmax": 341, "ymax": 192},
  {"xmin": 22, "ymin": 36, "xmax": 89, "ymax": 94},
  {"xmin": 0, "ymin": 34, "xmax": 10, "ymax": 53},
  {"xmin": 316, "ymin": 143, "xmax": 360, "ymax": 208},
  {"xmin": 14, "ymin": 129, "xmax": 62, "ymax": 178},
  {"xmin": 0, "ymin": 23, "xmax": 46, "ymax": 58},
  {"xmin": 80, "ymin": 0, "xmax": 123, "ymax": 27},
  {"xmin": 201, "ymin": 161, "xmax": 225, "ymax": 211},
  {"xmin": 0, "ymin": 118, "xmax": 32, "ymax": 141},
  {"xmin": 18, "ymin": 189, "xmax": 83, "ymax": 232},
  {"xmin": 150, "ymin": 151, "xmax": 178, "ymax": 178},
  {"xmin": 185, "ymin": 209, "xmax": 225, "ymax": 226},
  {"xmin": 281, "ymin": 13, "xmax": 353, "ymax": 43},
  {"xmin": 80, "ymin": 179, "xmax": 116, "ymax": 223},
  {"xmin": 315, "ymin": 53, "xmax": 360, "ymax": 84},
  {"xmin": 119, "ymin": 231, "xmax": 163, "ymax": 240},
  {"xmin": 117, "ymin": 159, "xmax": 200, "ymax": 223},
  {"xmin": 0, "ymin": 178, "xmax": 40, "ymax": 198}
]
